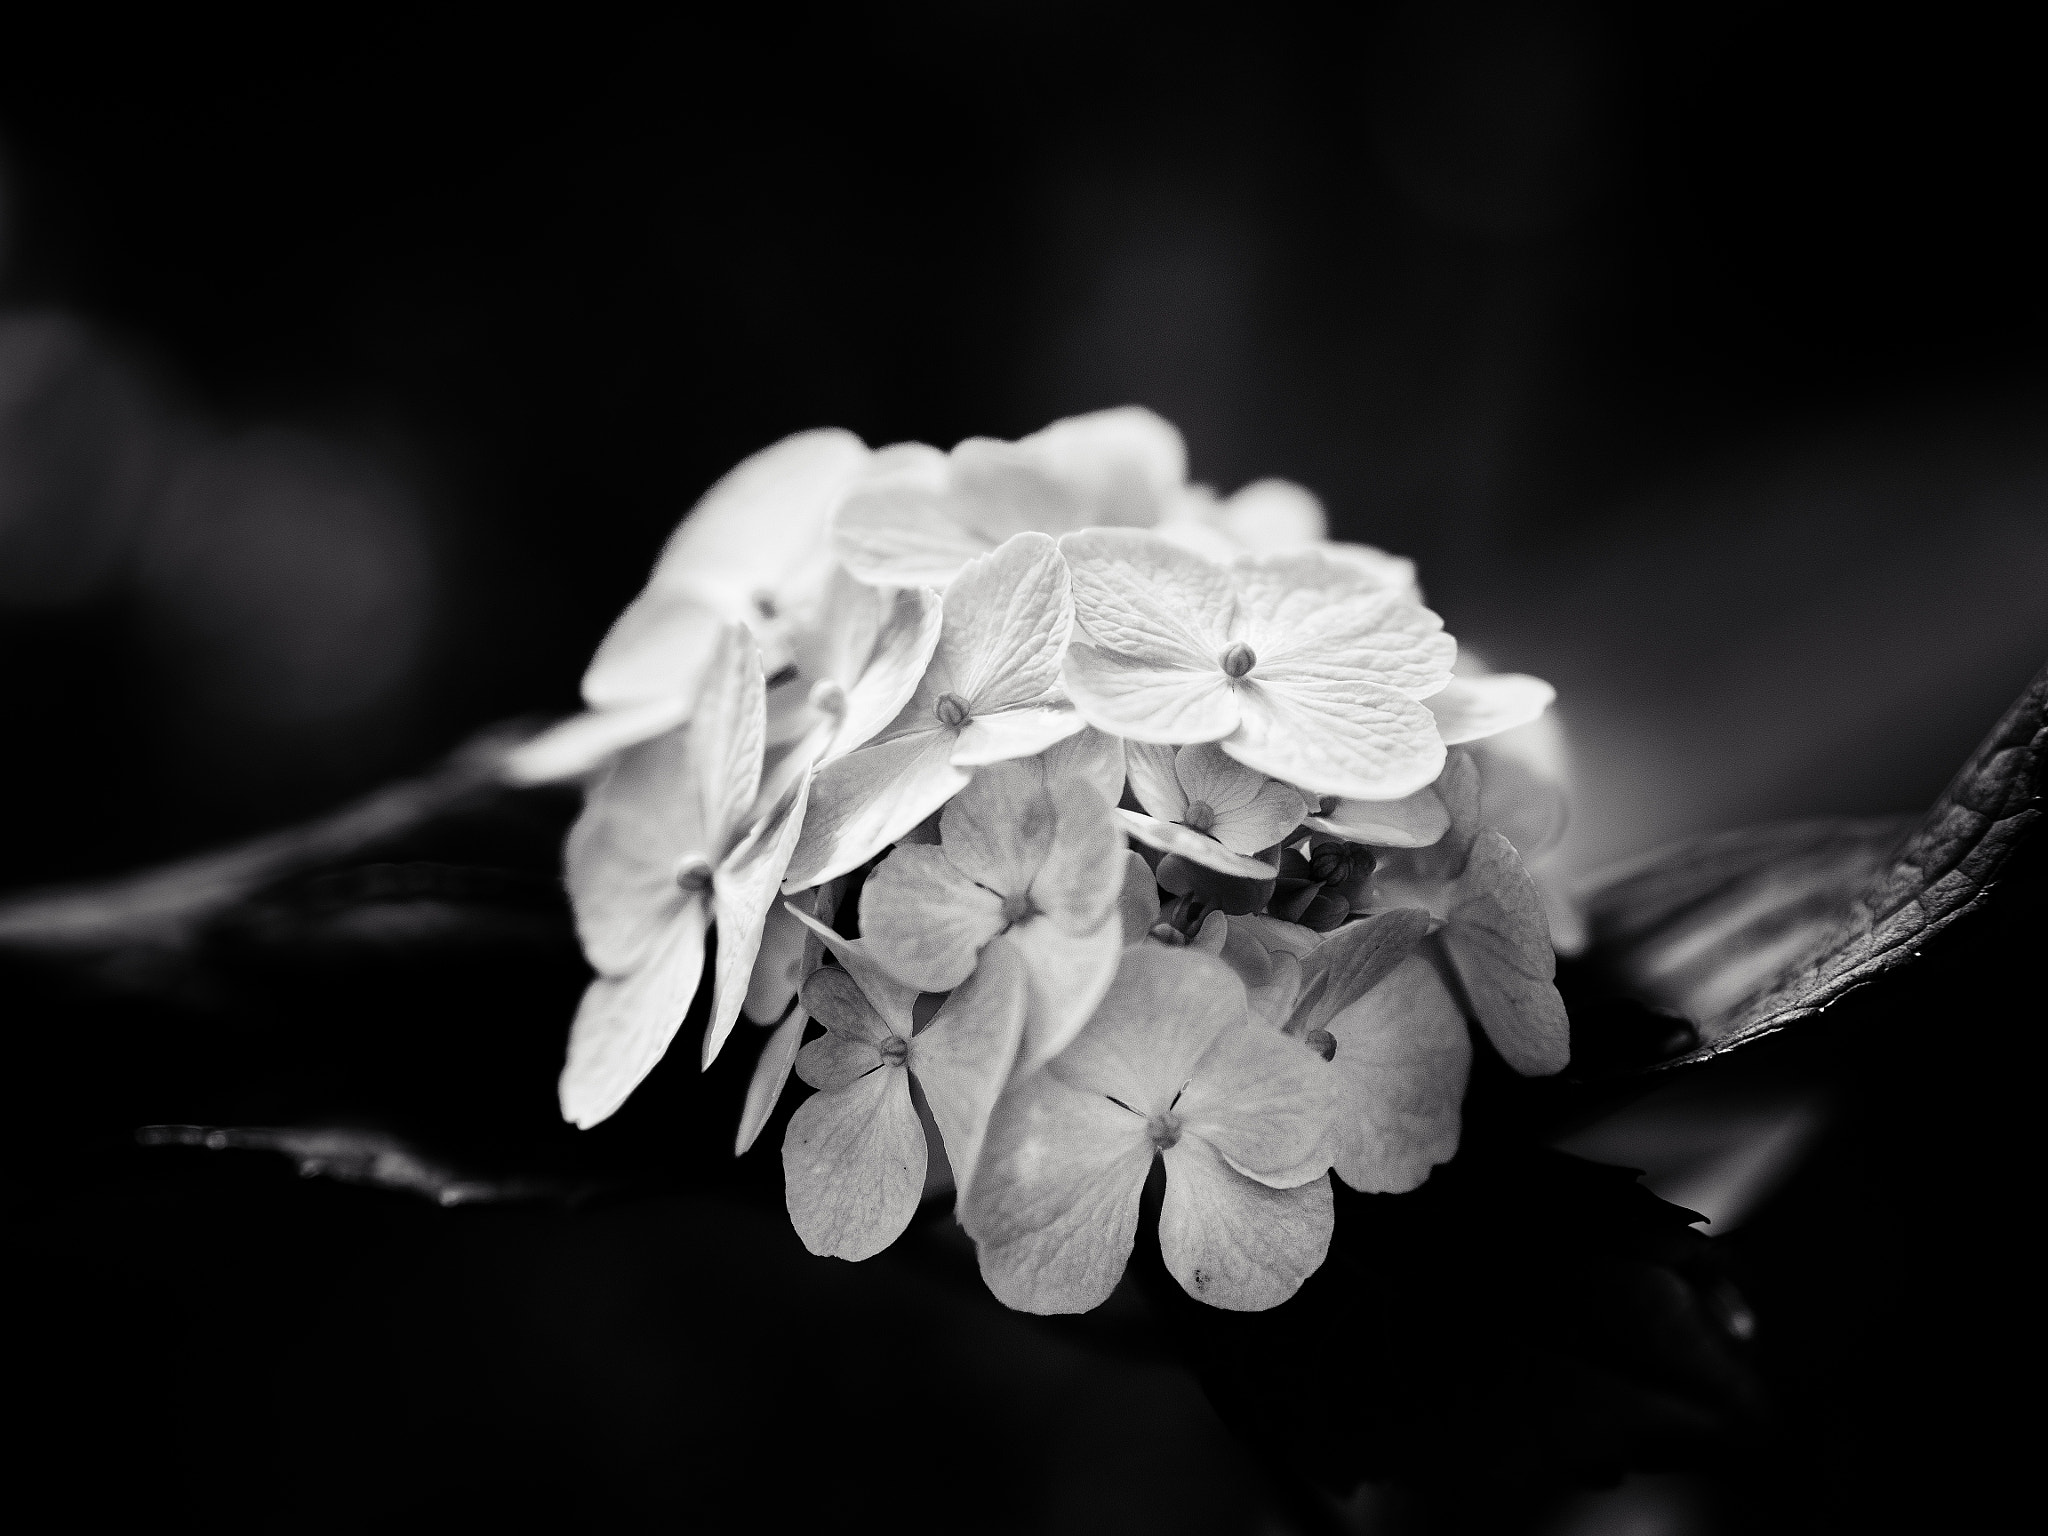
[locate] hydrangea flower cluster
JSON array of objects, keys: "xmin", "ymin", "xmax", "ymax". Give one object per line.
[{"xmin": 513, "ymin": 408, "xmax": 1574, "ymax": 1314}]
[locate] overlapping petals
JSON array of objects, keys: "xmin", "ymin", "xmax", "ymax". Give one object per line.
[
  {"xmin": 833, "ymin": 408, "xmax": 1186, "ymax": 588},
  {"xmin": 782, "ymin": 531, "xmax": 1082, "ymax": 889},
  {"xmin": 1120, "ymin": 742, "xmax": 1307, "ymax": 878},
  {"xmin": 508, "ymin": 429, "xmax": 871, "ymax": 783},
  {"xmin": 559, "ymin": 623, "xmax": 810, "ymax": 1128},
  {"xmin": 782, "ymin": 934, "xmax": 1028, "ymax": 1258},
  {"xmin": 1059, "ymin": 530, "xmax": 1457, "ymax": 799},
  {"xmin": 963, "ymin": 946, "xmax": 1336, "ymax": 1313},
  {"xmin": 858, "ymin": 759, "xmax": 1126, "ymax": 1071}
]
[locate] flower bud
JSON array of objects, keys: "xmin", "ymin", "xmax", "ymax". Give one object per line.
[
  {"xmin": 1182, "ymin": 799, "xmax": 1216, "ymax": 833},
  {"xmin": 1219, "ymin": 641, "xmax": 1257, "ymax": 678},
  {"xmin": 1304, "ymin": 1029, "xmax": 1336, "ymax": 1062},
  {"xmin": 807, "ymin": 678, "xmax": 848, "ymax": 718},
  {"xmin": 933, "ymin": 692, "xmax": 971, "ymax": 728},
  {"xmin": 672, "ymin": 853, "xmax": 714, "ymax": 894}
]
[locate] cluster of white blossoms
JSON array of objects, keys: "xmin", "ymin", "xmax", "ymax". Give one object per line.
[{"xmin": 510, "ymin": 408, "xmax": 1576, "ymax": 1315}]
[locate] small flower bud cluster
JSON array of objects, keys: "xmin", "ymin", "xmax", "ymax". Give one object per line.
[{"xmin": 528, "ymin": 409, "xmax": 1573, "ymax": 1313}]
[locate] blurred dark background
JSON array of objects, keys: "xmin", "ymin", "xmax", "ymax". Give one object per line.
[{"xmin": 3, "ymin": 4, "xmax": 2043, "ymax": 1531}]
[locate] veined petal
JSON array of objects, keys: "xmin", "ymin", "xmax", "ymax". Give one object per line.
[
  {"xmin": 704, "ymin": 773, "xmax": 811, "ymax": 1069},
  {"xmin": 1292, "ymin": 907, "xmax": 1435, "ymax": 1037},
  {"xmin": 951, "ymin": 705, "xmax": 1086, "ymax": 766},
  {"xmin": 1030, "ymin": 725, "xmax": 1128, "ymax": 807},
  {"xmin": 1426, "ymin": 673, "xmax": 1556, "ymax": 746},
  {"xmin": 782, "ymin": 1065, "xmax": 926, "ymax": 1261},
  {"xmin": 686, "ymin": 624, "xmax": 768, "ymax": 858},
  {"xmin": 1116, "ymin": 809, "xmax": 1278, "ymax": 879},
  {"xmin": 824, "ymin": 585, "xmax": 945, "ymax": 761},
  {"xmin": 787, "ymin": 910, "xmax": 918, "ymax": 1038},
  {"xmin": 1060, "ymin": 527, "xmax": 1237, "ymax": 666},
  {"xmin": 961, "ymin": 1068, "xmax": 1155, "ymax": 1315},
  {"xmin": 581, "ymin": 586, "xmax": 728, "ymax": 711},
  {"xmin": 1322, "ymin": 955, "xmax": 1469, "ymax": 1193},
  {"xmin": 858, "ymin": 843, "xmax": 1006, "ymax": 991},
  {"xmin": 781, "ymin": 728, "xmax": 968, "ymax": 890},
  {"xmin": 1158, "ymin": 1141, "xmax": 1333, "ymax": 1311},
  {"xmin": 1124, "ymin": 740, "xmax": 1188, "ymax": 821},
  {"xmin": 1305, "ymin": 787, "xmax": 1450, "ymax": 849},
  {"xmin": 832, "ymin": 442, "xmax": 990, "ymax": 588},
  {"xmin": 1062, "ymin": 643, "xmax": 1241, "ymax": 744},
  {"xmin": 941, "ymin": 531, "xmax": 1073, "ymax": 712},
  {"xmin": 1444, "ymin": 830, "xmax": 1570, "ymax": 1075},
  {"xmin": 795, "ymin": 1030, "xmax": 884, "ymax": 1092},
  {"xmin": 1047, "ymin": 946, "xmax": 1248, "ymax": 1115},
  {"xmin": 908, "ymin": 939, "xmax": 1029, "ymax": 1199},
  {"xmin": 1003, "ymin": 918, "xmax": 1126, "ymax": 1074},
  {"xmin": 1172, "ymin": 743, "xmax": 1306, "ymax": 853},
  {"xmin": 1029, "ymin": 768, "xmax": 1124, "ymax": 933},
  {"xmin": 938, "ymin": 761, "xmax": 1054, "ymax": 900},
  {"xmin": 1231, "ymin": 556, "xmax": 1455, "ymax": 697},
  {"xmin": 1226, "ymin": 677, "xmax": 1446, "ymax": 800},
  {"xmin": 1174, "ymin": 1023, "xmax": 1335, "ymax": 1188},
  {"xmin": 735, "ymin": 1005, "xmax": 810, "ymax": 1155},
  {"xmin": 503, "ymin": 696, "xmax": 692, "ymax": 786},
  {"xmin": 558, "ymin": 901, "xmax": 708, "ymax": 1129},
  {"xmin": 564, "ymin": 726, "xmax": 705, "ymax": 977},
  {"xmin": 1117, "ymin": 851, "xmax": 1161, "ymax": 946}
]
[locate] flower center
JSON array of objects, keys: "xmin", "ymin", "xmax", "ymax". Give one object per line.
[
  {"xmin": 672, "ymin": 853, "xmax": 714, "ymax": 894},
  {"xmin": 879, "ymin": 1035, "xmax": 909, "ymax": 1067},
  {"xmin": 1146, "ymin": 1111, "xmax": 1184, "ymax": 1151},
  {"xmin": 1219, "ymin": 641, "xmax": 1256, "ymax": 678},
  {"xmin": 1304, "ymin": 1029, "xmax": 1337, "ymax": 1062},
  {"xmin": 1182, "ymin": 799, "xmax": 1216, "ymax": 834},
  {"xmin": 807, "ymin": 678, "xmax": 847, "ymax": 718},
  {"xmin": 933, "ymin": 692, "xmax": 972, "ymax": 728},
  {"xmin": 999, "ymin": 891, "xmax": 1034, "ymax": 926}
]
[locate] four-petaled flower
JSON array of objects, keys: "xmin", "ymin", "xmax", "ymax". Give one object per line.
[
  {"xmin": 783, "ymin": 531, "xmax": 1083, "ymax": 889},
  {"xmin": 559, "ymin": 623, "xmax": 811, "ymax": 1128},
  {"xmin": 1057, "ymin": 530, "xmax": 1458, "ymax": 800},
  {"xmin": 963, "ymin": 946, "xmax": 1337, "ymax": 1314},
  {"xmin": 858, "ymin": 759, "xmax": 1127, "ymax": 1073},
  {"xmin": 832, "ymin": 408, "xmax": 1187, "ymax": 589},
  {"xmin": 1118, "ymin": 741, "xmax": 1307, "ymax": 878},
  {"xmin": 782, "ymin": 923, "xmax": 1027, "ymax": 1260}
]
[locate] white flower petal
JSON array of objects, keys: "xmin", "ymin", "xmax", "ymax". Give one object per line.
[
  {"xmin": 782, "ymin": 1065, "xmax": 926, "ymax": 1261},
  {"xmin": 1225, "ymin": 677, "xmax": 1446, "ymax": 800},
  {"xmin": 558, "ymin": 901, "xmax": 708, "ymax": 1129},
  {"xmin": 1047, "ymin": 945, "xmax": 1248, "ymax": 1113},
  {"xmin": 823, "ymin": 585, "xmax": 945, "ymax": 761},
  {"xmin": 785, "ymin": 907, "xmax": 919, "ymax": 1038},
  {"xmin": 961, "ymin": 1067, "xmax": 1155, "ymax": 1314},
  {"xmin": 798, "ymin": 963, "xmax": 898, "ymax": 1049},
  {"xmin": 937, "ymin": 761, "xmax": 1054, "ymax": 899},
  {"xmin": 1215, "ymin": 478, "xmax": 1326, "ymax": 552},
  {"xmin": 1117, "ymin": 851, "xmax": 1161, "ymax": 945},
  {"xmin": 1124, "ymin": 740, "xmax": 1187, "ymax": 821},
  {"xmin": 907, "ymin": 938, "xmax": 1029, "ymax": 1199},
  {"xmin": 1444, "ymin": 830, "xmax": 1570, "ymax": 1075},
  {"xmin": 1322, "ymin": 955, "xmax": 1470, "ymax": 1193},
  {"xmin": 795, "ymin": 1024, "xmax": 883, "ymax": 1092},
  {"xmin": 1174, "ymin": 1023, "xmax": 1335, "ymax": 1188},
  {"xmin": 1305, "ymin": 787, "xmax": 1450, "ymax": 849},
  {"xmin": 858, "ymin": 843, "xmax": 1006, "ymax": 991},
  {"xmin": 1232, "ymin": 559, "xmax": 1456, "ymax": 699},
  {"xmin": 742, "ymin": 882, "xmax": 835, "ymax": 1026},
  {"xmin": 703, "ymin": 773, "xmax": 811, "ymax": 1069},
  {"xmin": 957, "ymin": 406, "xmax": 1185, "ymax": 540},
  {"xmin": 1062, "ymin": 642, "xmax": 1242, "ymax": 744},
  {"xmin": 1292, "ymin": 907, "xmax": 1435, "ymax": 1037},
  {"xmin": 564, "ymin": 726, "xmax": 706, "ymax": 977},
  {"xmin": 1022, "ymin": 766, "xmax": 1125, "ymax": 932},
  {"xmin": 1060, "ymin": 527, "xmax": 1238, "ymax": 666},
  {"xmin": 645, "ymin": 426, "xmax": 870, "ymax": 607},
  {"xmin": 1116, "ymin": 809, "xmax": 1281, "ymax": 879},
  {"xmin": 1158, "ymin": 1141, "xmax": 1332, "ymax": 1311},
  {"xmin": 503, "ymin": 696, "xmax": 693, "ymax": 786},
  {"xmin": 1323, "ymin": 542, "xmax": 1420, "ymax": 598},
  {"xmin": 1029, "ymin": 724, "xmax": 1128, "ymax": 806},
  {"xmin": 685, "ymin": 624, "xmax": 768, "ymax": 857},
  {"xmin": 1425, "ymin": 673, "xmax": 1556, "ymax": 746},
  {"xmin": 581, "ymin": 587, "xmax": 729, "ymax": 712},
  {"xmin": 1003, "ymin": 918, "xmax": 1127, "ymax": 1074},
  {"xmin": 781, "ymin": 727, "xmax": 968, "ymax": 890},
  {"xmin": 832, "ymin": 442, "xmax": 991, "ymax": 587},
  {"xmin": 1172, "ymin": 742, "xmax": 1305, "ymax": 853},
  {"xmin": 735, "ymin": 1005, "xmax": 809, "ymax": 1156},
  {"xmin": 950, "ymin": 705, "xmax": 1086, "ymax": 766},
  {"xmin": 935, "ymin": 531, "xmax": 1073, "ymax": 713}
]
